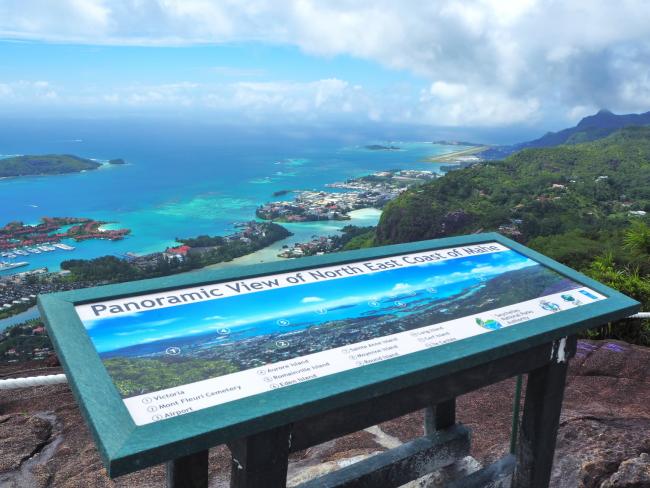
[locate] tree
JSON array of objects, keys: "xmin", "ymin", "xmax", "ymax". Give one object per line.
[{"xmin": 623, "ymin": 220, "xmax": 650, "ymax": 256}]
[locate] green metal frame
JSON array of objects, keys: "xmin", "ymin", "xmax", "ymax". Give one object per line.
[{"xmin": 37, "ymin": 232, "xmax": 639, "ymax": 477}]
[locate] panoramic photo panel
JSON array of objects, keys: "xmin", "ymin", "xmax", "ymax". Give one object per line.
[{"xmin": 75, "ymin": 242, "xmax": 606, "ymax": 425}]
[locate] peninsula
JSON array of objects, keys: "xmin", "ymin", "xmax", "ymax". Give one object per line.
[
  {"xmin": 365, "ymin": 144, "xmax": 401, "ymax": 151},
  {"xmin": 256, "ymin": 169, "xmax": 437, "ymax": 222},
  {"xmin": 0, "ymin": 154, "xmax": 121, "ymax": 177},
  {"xmin": 423, "ymin": 145, "xmax": 491, "ymax": 163}
]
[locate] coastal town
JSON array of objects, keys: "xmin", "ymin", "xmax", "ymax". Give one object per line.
[
  {"xmin": 0, "ymin": 220, "xmax": 291, "ymax": 362},
  {"xmin": 256, "ymin": 169, "xmax": 439, "ymax": 223}
]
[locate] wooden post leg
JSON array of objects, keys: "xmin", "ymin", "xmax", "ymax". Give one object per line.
[
  {"xmin": 512, "ymin": 336, "xmax": 576, "ymax": 488},
  {"xmin": 228, "ymin": 425, "xmax": 292, "ymax": 488},
  {"xmin": 425, "ymin": 397, "xmax": 456, "ymax": 435},
  {"xmin": 166, "ymin": 450, "xmax": 209, "ymax": 488}
]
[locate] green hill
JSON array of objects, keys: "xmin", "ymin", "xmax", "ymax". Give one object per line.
[
  {"xmin": 376, "ymin": 126, "xmax": 650, "ymax": 257},
  {"xmin": 376, "ymin": 127, "xmax": 650, "ymax": 346},
  {"xmin": 0, "ymin": 154, "xmax": 101, "ymax": 177}
]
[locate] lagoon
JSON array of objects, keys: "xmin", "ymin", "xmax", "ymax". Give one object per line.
[{"xmin": 0, "ymin": 120, "xmax": 466, "ymax": 275}]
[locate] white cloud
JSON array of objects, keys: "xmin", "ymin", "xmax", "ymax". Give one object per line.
[
  {"xmin": 301, "ymin": 296, "xmax": 324, "ymax": 303},
  {"xmin": 140, "ymin": 318, "xmax": 180, "ymax": 327},
  {"xmin": 10, "ymin": 77, "xmax": 381, "ymax": 123},
  {"xmin": 391, "ymin": 283, "xmax": 411, "ymax": 292},
  {"xmin": 2, "ymin": 1, "xmax": 650, "ymax": 124},
  {"xmin": 0, "ymin": 80, "xmax": 59, "ymax": 104},
  {"xmin": 115, "ymin": 328, "xmax": 157, "ymax": 336},
  {"xmin": 421, "ymin": 82, "xmax": 541, "ymax": 126},
  {"xmin": 203, "ymin": 314, "xmax": 226, "ymax": 320}
]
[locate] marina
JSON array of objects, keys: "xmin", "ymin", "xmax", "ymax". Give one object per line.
[
  {"xmin": 0, "ymin": 261, "xmax": 28, "ymax": 272},
  {"xmin": 0, "ymin": 242, "xmax": 76, "ymax": 276}
]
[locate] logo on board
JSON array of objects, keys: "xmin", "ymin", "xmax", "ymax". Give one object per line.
[
  {"xmin": 561, "ymin": 294, "xmax": 582, "ymax": 306},
  {"xmin": 475, "ymin": 318, "xmax": 503, "ymax": 330},
  {"xmin": 539, "ymin": 300, "xmax": 561, "ymax": 312}
]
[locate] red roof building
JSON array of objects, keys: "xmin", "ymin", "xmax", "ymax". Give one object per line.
[{"xmin": 166, "ymin": 245, "xmax": 191, "ymax": 255}]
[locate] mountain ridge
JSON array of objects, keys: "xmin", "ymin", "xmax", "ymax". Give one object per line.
[{"xmin": 483, "ymin": 109, "xmax": 650, "ymax": 159}]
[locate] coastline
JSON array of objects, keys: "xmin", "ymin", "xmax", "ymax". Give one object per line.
[
  {"xmin": 423, "ymin": 145, "xmax": 491, "ymax": 163},
  {"xmin": 206, "ymin": 208, "xmax": 382, "ymax": 270},
  {"xmin": 1, "ymin": 140, "xmax": 465, "ymax": 327},
  {"xmin": 0, "ymin": 305, "xmax": 39, "ymax": 331}
]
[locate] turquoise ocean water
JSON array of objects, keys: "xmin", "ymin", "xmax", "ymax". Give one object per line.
[{"xmin": 0, "ymin": 120, "xmax": 467, "ymax": 329}]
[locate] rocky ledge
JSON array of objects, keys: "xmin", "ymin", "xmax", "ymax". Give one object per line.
[{"xmin": 0, "ymin": 339, "xmax": 648, "ymax": 487}]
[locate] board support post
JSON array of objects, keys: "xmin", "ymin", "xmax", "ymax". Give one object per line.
[
  {"xmin": 425, "ymin": 397, "xmax": 456, "ymax": 435},
  {"xmin": 228, "ymin": 424, "xmax": 293, "ymax": 488},
  {"xmin": 512, "ymin": 335, "xmax": 577, "ymax": 488},
  {"xmin": 166, "ymin": 449, "xmax": 209, "ymax": 488}
]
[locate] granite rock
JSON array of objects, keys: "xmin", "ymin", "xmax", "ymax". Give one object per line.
[{"xmin": 0, "ymin": 339, "xmax": 648, "ymax": 487}]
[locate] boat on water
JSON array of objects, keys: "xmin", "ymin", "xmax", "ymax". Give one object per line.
[
  {"xmin": 38, "ymin": 245, "xmax": 55, "ymax": 252},
  {"xmin": 27, "ymin": 248, "xmax": 41, "ymax": 254},
  {"xmin": 13, "ymin": 249, "xmax": 29, "ymax": 256},
  {"xmin": 0, "ymin": 261, "xmax": 29, "ymax": 271},
  {"xmin": 53, "ymin": 243, "xmax": 75, "ymax": 251}
]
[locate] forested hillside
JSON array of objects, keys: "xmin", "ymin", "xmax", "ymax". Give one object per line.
[
  {"xmin": 375, "ymin": 126, "xmax": 650, "ymax": 344},
  {"xmin": 0, "ymin": 154, "xmax": 101, "ymax": 177},
  {"xmin": 377, "ymin": 126, "xmax": 650, "ymax": 252}
]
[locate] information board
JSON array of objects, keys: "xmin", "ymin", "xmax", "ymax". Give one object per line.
[{"xmin": 74, "ymin": 241, "xmax": 605, "ymax": 426}]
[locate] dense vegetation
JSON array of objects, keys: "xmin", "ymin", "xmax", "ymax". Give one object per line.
[
  {"xmin": 374, "ymin": 127, "xmax": 650, "ymax": 344},
  {"xmin": 61, "ymin": 255, "xmax": 146, "ymax": 282},
  {"xmin": 0, "ymin": 319, "xmax": 51, "ymax": 362},
  {"xmin": 61, "ymin": 222, "xmax": 292, "ymax": 282},
  {"xmin": 0, "ymin": 154, "xmax": 101, "ymax": 177},
  {"xmin": 377, "ymin": 127, "xmax": 650, "ymax": 245},
  {"xmin": 331, "ymin": 225, "xmax": 376, "ymax": 250},
  {"xmin": 103, "ymin": 357, "xmax": 239, "ymax": 397}
]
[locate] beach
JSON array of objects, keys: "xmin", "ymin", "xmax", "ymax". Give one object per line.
[{"xmin": 208, "ymin": 208, "xmax": 382, "ymax": 270}]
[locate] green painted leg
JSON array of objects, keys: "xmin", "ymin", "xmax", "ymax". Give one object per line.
[{"xmin": 512, "ymin": 337, "xmax": 576, "ymax": 488}]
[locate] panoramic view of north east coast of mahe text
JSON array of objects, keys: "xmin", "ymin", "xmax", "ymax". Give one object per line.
[{"xmin": 2, "ymin": 2, "xmax": 650, "ymax": 486}]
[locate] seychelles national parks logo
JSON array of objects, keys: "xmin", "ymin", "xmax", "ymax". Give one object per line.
[
  {"xmin": 539, "ymin": 300, "xmax": 561, "ymax": 312},
  {"xmin": 561, "ymin": 294, "xmax": 581, "ymax": 306},
  {"xmin": 475, "ymin": 317, "xmax": 503, "ymax": 330}
]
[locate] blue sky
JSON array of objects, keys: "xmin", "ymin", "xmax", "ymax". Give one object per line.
[
  {"xmin": 0, "ymin": 42, "xmax": 417, "ymax": 88},
  {"xmin": 83, "ymin": 250, "xmax": 541, "ymax": 353},
  {"xmin": 1, "ymin": 1, "xmax": 650, "ymax": 134}
]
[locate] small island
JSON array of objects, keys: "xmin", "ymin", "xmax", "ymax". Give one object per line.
[
  {"xmin": 365, "ymin": 144, "xmax": 401, "ymax": 151},
  {"xmin": 0, "ymin": 154, "xmax": 123, "ymax": 177}
]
